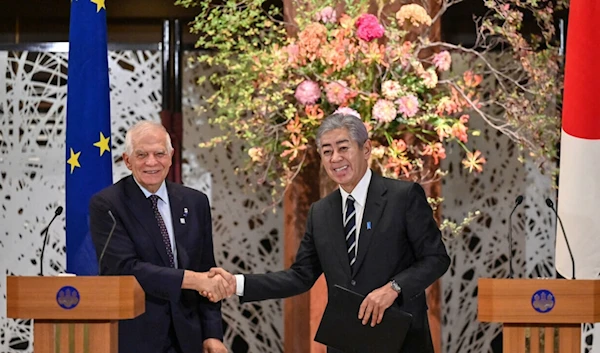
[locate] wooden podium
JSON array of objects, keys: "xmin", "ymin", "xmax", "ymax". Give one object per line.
[
  {"xmin": 6, "ymin": 276, "xmax": 145, "ymax": 353},
  {"xmin": 478, "ymin": 278, "xmax": 600, "ymax": 353}
]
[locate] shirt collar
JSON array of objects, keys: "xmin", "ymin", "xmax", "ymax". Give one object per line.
[
  {"xmin": 134, "ymin": 177, "xmax": 169, "ymax": 203},
  {"xmin": 339, "ymin": 169, "xmax": 372, "ymax": 208}
]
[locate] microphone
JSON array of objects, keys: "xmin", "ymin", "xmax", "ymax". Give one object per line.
[
  {"xmin": 98, "ymin": 210, "xmax": 117, "ymax": 275},
  {"xmin": 545, "ymin": 198, "xmax": 576, "ymax": 279},
  {"xmin": 40, "ymin": 206, "xmax": 64, "ymax": 276},
  {"xmin": 508, "ymin": 195, "xmax": 524, "ymax": 278}
]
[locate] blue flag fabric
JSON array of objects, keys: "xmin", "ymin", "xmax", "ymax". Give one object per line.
[{"xmin": 66, "ymin": 0, "xmax": 111, "ymax": 275}]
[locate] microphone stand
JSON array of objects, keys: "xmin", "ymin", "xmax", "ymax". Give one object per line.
[
  {"xmin": 546, "ymin": 198, "xmax": 576, "ymax": 279},
  {"xmin": 40, "ymin": 206, "xmax": 63, "ymax": 276},
  {"xmin": 508, "ymin": 195, "xmax": 523, "ymax": 278}
]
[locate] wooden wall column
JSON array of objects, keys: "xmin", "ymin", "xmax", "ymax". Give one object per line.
[{"xmin": 283, "ymin": 147, "xmax": 324, "ymax": 353}]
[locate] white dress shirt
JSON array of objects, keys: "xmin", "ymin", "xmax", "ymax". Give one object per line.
[
  {"xmin": 135, "ymin": 179, "xmax": 178, "ymax": 268},
  {"xmin": 234, "ymin": 169, "xmax": 373, "ymax": 296},
  {"xmin": 339, "ymin": 169, "xmax": 372, "ymax": 260}
]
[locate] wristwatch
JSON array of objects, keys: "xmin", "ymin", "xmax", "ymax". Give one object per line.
[{"xmin": 390, "ymin": 280, "xmax": 402, "ymax": 294}]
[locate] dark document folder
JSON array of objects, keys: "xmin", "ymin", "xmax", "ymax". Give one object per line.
[{"xmin": 314, "ymin": 285, "xmax": 413, "ymax": 353}]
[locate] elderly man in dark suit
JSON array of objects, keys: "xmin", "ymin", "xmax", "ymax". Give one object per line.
[
  {"xmin": 212, "ymin": 113, "xmax": 450, "ymax": 352},
  {"xmin": 90, "ymin": 121, "xmax": 230, "ymax": 353}
]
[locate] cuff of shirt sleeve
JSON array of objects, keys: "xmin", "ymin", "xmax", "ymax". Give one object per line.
[{"xmin": 235, "ymin": 274, "xmax": 245, "ymax": 296}]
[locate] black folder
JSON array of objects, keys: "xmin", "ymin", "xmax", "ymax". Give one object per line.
[{"xmin": 314, "ymin": 284, "xmax": 413, "ymax": 353}]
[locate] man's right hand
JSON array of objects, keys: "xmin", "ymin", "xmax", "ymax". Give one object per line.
[
  {"xmin": 196, "ymin": 272, "xmax": 231, "ymax": 302},
  {"xmin": 182, "ymin": 270, "xmax": 231, "ymax": 302},
  {"xmin": 205, "ymin": 267, "xmax": 236, "ymax": 299}
]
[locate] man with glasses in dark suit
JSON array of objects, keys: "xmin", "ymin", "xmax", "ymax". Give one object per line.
[{"xmin": 211, "ymin": 113, "xmax": 450, "ymax": 353}]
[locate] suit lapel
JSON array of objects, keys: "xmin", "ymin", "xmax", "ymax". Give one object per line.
[
  {"xmin": 327, "ymin": 191, "xmax": 352, "ymax": 278},
  {"xmin": 122, "ymin": 176, "xmax": 171, "ymax": 267},
  {"xmin": 352, "ymin": 173, "xmax": 387, "ymax": 277},
  {"xmin": 166, "ymin": 182, "xmax": 190, "ymax": 268}
]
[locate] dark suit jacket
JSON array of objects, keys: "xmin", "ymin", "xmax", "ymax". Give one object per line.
[
  {"xmin": 242, "ymin": 172, "xmax": 450, "ymax": 353},
  {"xmin": 89, "ymin": 175, "xmax": 223, "ymax": 353}
]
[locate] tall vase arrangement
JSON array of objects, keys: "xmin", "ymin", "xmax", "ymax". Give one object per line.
[{"xmin": 177, "ymin": 0, "xmax": 564, "ymax": 215}]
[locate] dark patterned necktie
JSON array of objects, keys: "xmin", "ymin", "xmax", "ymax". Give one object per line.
[
  {"xmin": 345, "ymin": 195, "xmax": 357, "ymax": 269},
  {"xmin": 149, "ymin": 194, "xmax": 175, "ymax": 268}
]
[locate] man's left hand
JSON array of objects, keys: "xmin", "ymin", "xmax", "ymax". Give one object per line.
[
  {"xmin": 203, "ymin": 338, "xmax": 227, "ymax": 353},
  {"xmin": 358, "ymin": 283, "xmax": 399, "ymax": 327}
]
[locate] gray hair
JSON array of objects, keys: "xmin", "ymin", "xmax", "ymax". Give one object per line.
[
  {"xmin": 124, "ymin": 120, "xmax": 173, "ymax": 155},
  {"xmin": 316, "ymin": 114, "xmax": 368, "ymax": 150}
]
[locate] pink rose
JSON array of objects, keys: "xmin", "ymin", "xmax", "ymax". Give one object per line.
[
  {"xmin": 355, "ymin": 14, "xmax": 385, "ymax": 42},
  {"xmin": 381, "ymin": 80, "xmax": 402, "ymax": 100},
  {"xmin": 372, "ymin": 99, "xmax": 397, "ymax": 123},
  {"xmin": 396, "ymin": 94, "xmax": 419, "ymax": 117},
  {"xmin": 432, "ymin": 51, "xmax": 451, "ymax": 71},
  {"xmin": 316, "ymin": 6, "xmax": 337, "ymax": 24},
  {"xmin": 294, "ymin": 80, "xmax": 321, "ymax": 105},
  {"xmin": 325, "ymin": 80, "xmax": 350, "ymax": 105}
]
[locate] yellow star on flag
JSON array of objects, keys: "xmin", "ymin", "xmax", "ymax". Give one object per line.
[
  {"xmin": 67, "ymin": 148, "xmax": 82, "ymax": 174},
  {"xmin": 93, "ymin": 132, "xmax": 111, "ymax": 156},
  {"xmin": 90, "ymin": 0, "xmax": 106, "ymax": 12}
]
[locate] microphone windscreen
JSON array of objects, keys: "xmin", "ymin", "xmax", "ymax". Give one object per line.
[{"xmin": 515, "ymin": 195, "xmax": 524, "ymax": 205}]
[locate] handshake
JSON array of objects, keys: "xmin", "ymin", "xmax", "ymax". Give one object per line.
[{"xmin": 185, "ymin": 268, "xmax": 237, "ymax": 302}]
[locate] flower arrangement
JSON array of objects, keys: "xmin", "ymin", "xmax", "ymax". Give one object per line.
[{"xmin": 177, "ymin": 0, "xmax": 565, "ymax": 206}]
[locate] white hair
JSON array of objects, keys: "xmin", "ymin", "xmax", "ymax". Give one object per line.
[{"xmin": 124, "ymin": 120, "xmax": 173, "ymax": 155}]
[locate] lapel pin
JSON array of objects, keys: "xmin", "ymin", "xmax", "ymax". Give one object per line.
[
  {"xmin": 180, "ymin": 217, "xmax": 186, "ymax": 224},
  {"xmin": 367, "ymin": 221, "xmax": 372, "ymax": 230},
  {"xmin": 183, "ymin": 207, "xmax": 188, "ymax": 217}
]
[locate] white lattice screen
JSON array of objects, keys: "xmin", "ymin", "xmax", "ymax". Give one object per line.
[{"xmin": 440, "ymin": 56, "xmax": 598, "ymax": 353}]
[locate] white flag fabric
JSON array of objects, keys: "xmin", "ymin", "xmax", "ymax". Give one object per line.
[{"xmin": 556, "ymin": 0, "xmax": 600, "ymax": 279}]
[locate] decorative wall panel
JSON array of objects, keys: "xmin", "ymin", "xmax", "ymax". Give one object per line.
[
  {"xmin": 1, "ymin": 50, "xmax": 69, "ymax": 352},
  {"xmin": 441, "ymin": 118, "xmax": 556, "ymax": 353},
  {"xmin": 181, "ymin": 53, "xmax": 284, "ymax": 353},
  {"xmin": 440, "ymin": 56, "xmax": 597, "ymax": 353}
]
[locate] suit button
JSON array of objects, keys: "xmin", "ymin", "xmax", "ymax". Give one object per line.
[{"xmin": 351, "ymin": 280, "xmax": 356, "ymax": 286}]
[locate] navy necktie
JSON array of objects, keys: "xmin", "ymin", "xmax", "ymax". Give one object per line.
[
  {"xmin": 345, "ymin": 195, "xmax": 357, "ymax": 269},
  {"xmin": 149, "ymin": 194, "xmax": 175, "ymax": 268}
]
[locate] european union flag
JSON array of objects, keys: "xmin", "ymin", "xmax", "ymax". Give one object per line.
[{"xmin": 66, "ymin": 0, "xmax": 111, "ymax": 275}]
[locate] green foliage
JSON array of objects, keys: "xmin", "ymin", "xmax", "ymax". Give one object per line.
[{"xmin": 179, "ymin": 0, "xmax": 565, "ymax": 212}]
